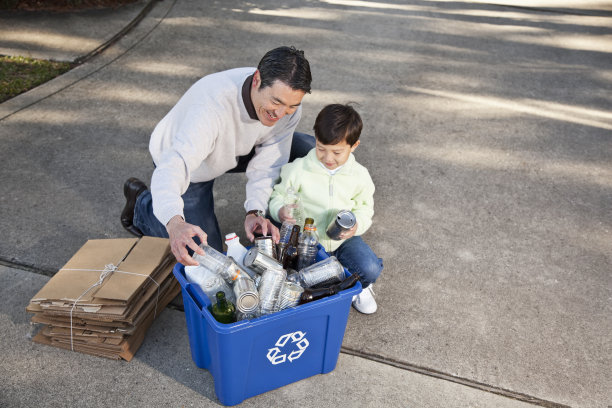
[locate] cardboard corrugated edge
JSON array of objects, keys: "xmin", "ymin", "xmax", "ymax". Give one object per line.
[{"xmin": 32, "ymin": 279, "xmax": 180, "ymax": 361}]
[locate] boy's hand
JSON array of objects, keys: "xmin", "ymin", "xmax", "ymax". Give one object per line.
[
  {"xmin": 338, "ymin": 222, "xmax": 358, "ymax": 240},
  {"xmin": 278, "ymin": 205, "xmax": 297, "ymax": 223}
]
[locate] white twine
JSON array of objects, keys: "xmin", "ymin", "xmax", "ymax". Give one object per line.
[{"xmin": 59, "ymin": 264, "xmax": 160, "ymax": 352}]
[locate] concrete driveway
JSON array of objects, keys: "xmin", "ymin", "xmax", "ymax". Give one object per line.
[{"xmin": 1, "ymin": 1, "xmax": 610, "ymax": 406}]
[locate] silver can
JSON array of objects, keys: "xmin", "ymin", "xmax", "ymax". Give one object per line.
[
  {"xmin": 326, "ymin": 210, "xmax": 356, "ymax": 240},
  {"xmin": 276, "ymin": 281, "xmax": 304, "ymax": 311},
  {"xmin": 298, "ymin": 256, "xmax": 345, "ymax": 288},
  {"xmin": 233, "ymin": 274, "xmax": 259, "ymax": 314},
  {"xmin": 258, "ymin": 267, "xmax": 287, "ymax": 315},
  {"xmin": 244, "ymin": 248, "xmax": 283, "ymax": 275},
  {"xmin": 254, "ymin": 236, "xmax": 277, "ymax": 259}
]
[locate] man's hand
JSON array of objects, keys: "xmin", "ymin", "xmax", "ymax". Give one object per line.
[
  {"xmin": 277, "ymin": 204, "xmax": 297, "ymax": 223},
  {"xmin": 245, "ymin": 214, "xmax": 280, "ymax": 243},
  {"xmin": 166, "ymin": 215, "xmax": 207, "ymax": 266},
  {"xmin": 338, "ymin": 222, "xmax": 358, "ymax": 240}
]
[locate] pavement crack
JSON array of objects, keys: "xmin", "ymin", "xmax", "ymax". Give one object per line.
[
  {"xmin": 0, "ymin": 258, "xmax": 56, "ymax": 276},
  {"xmin": 340, "ymin": 346, "xmax": 571, "ymax": 408}
]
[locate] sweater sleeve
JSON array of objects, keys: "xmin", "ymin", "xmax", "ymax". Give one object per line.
[
  {"xmin": 244, "ymin": 106, "xmax": 301, "ymax": 212},
  {"xmin": 150, "ymin": 105, "xmax": 218, "ymax": 226},
  {"xmin": 268, "ymin": 161, "xmax": 299, "ymax": 222},
  {"xmin": 352, "ymin": 168, "xmax": 375, "ymax": 236}
]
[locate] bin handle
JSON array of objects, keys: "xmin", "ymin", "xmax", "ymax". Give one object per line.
[{"xmin": 186, "ymin": 282, "xmax": 211, "ymax": 311}]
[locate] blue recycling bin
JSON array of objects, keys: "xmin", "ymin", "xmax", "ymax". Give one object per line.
[{"xmin": 172, "ymin": 245, "xmax": 362, "ymax": 406}]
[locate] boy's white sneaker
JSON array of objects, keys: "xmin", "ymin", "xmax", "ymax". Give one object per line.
[{"xmin": 352, "ymin": 285, "xmax": 377, "ymax": 314}]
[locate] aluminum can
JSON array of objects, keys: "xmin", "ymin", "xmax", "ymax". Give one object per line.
[
  {"xmin": 298, "ymin": 256, "xmax": 345, "ymax": 288},
  {"xmin": 258, "ymin": 267, "xmax": 287, "ymax": 315},
  {"xmin": 254, "ymin": 236, "xmax": 277, "ymax": 259},
  {"xmin": 244, "ymin": 248, "xmax": 283, "ymax": 275},
  {"xmin": 326, "ymin": 210, "xmax": 356, "ymax": 240}
]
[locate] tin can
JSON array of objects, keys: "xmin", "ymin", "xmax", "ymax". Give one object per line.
[
  {"xmin": 326, "ymin": 210, "xmax": 356, "ymax": 240},
  {"xmin": 276, "ymin": 281, "xmax": 304, "ymax": 311},
  {"xmin": 297, "ymin": 256, "xmax": 345, "ymax": 288},
  {"xmin": 254, "ymin": 236, "xmax": 277, "ymax": 259},
  {"xmin": 244, "ymin": 248, "xmax": 283, "ymax": 275},
  {"xmin": 258, "ymin": 267, "xmax": 287, "ymax": 315},
  {"xmin": 233, "ymin": 274, "xmax": 259, "ymax": 314}
]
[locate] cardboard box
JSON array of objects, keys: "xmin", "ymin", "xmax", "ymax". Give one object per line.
[{"xmin": 27, "ymin": 237, "xmax": 180, "ymax": 361}]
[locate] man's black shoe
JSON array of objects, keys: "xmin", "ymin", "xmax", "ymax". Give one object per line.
[{"xmin": 121, "ymin": 177, "xmax": 148, "ymax": 237}]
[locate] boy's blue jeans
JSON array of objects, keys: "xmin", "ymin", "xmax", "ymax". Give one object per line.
[
  {"xmin": 133, "ymin": 132, "xmax": 315, "ymax": 252},
  {"xmin": 331, "ymin": 236, "xmax": 383, "ymax": 289}
]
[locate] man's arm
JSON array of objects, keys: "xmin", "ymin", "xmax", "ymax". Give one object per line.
[
  {"xmin": 243, "ymin": 107, "xmax": 302, "ymax": 241},
  {"xmin": 150, "ymin": 106, "xmax": 218, "ymax": 265}
]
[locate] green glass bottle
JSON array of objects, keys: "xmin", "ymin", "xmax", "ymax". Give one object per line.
[{"xmin": 211, "ymin": 291, "xmax": 236, "ymax": 324}]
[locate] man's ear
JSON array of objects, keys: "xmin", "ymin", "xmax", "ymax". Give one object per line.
[
  {"xmin": 252, "ymin": 70, "xmax": 261, "ymax": 89},
  {"xmin": 351, "ymin": 140, "xmax": 361, "ymax": 152}
]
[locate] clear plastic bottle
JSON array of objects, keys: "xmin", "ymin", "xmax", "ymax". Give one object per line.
[
  {"xmin": 193, "ymin": 243, "xmax": 240, "ymax": 284},
  {"xmin": 184, "ymin": 264, "xmax": 235, "ymax": 305},
  {"xmin": 297, "ymin": 218, "xmax": 319, "ymax": 271},
  {"xmin": 278, "ymin": 187, "xmax": 304, "ymax": 256}
]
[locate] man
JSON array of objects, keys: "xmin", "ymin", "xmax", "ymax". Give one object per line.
[{"xmin": 121, "ymin": 46, "xmax": 313, "ymax": 266}]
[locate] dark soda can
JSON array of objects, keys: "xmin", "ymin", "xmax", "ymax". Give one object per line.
[{"xmin": 326, "ymin": 210, "xmax": 356, "ymax": 240}]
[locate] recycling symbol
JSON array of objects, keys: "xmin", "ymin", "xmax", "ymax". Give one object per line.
[{"xmin": 266, "ymin": 331, "xmax": 309, "ymax": 365}]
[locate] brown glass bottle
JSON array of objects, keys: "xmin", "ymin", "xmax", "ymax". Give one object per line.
[
  {"xmin": 280, "ymin": 225, "xmax": 300, "ymax": 270},
  {"xmin": 299, "ymin": 273, "xmax": 360, "ymax": 304}
]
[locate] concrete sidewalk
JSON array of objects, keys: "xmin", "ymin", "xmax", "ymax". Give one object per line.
[{"xmin": 1, "ymin": 0, "xmax": 611, "ymax": 407}]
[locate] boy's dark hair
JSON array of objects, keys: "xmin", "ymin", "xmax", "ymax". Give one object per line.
[
  {"xmin": 313, "ymin": 104, "xmax": 363, "ymax": 146},
  {"xmin": 257, "ymin": 46, "xmax": 312, "ymax": 94}
]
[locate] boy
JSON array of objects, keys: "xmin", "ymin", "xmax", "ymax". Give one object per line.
[{"xmin": 269, "ymin": 104, "xmax": 383, "ymax": 314}]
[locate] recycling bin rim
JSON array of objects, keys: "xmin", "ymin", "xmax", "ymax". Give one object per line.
[{"xmin": 173, "ymin": 263, "xmax": 362, "ymax": 334}]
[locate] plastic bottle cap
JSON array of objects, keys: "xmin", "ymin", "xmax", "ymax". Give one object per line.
[{"xmin": 225, "ymin": 233, "xmax": 238, "ymax": 241}]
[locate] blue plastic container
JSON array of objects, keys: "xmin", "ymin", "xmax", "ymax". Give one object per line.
[{"xmin": 173, "ymin": 245, "xmax": 362, "ymax": 406}]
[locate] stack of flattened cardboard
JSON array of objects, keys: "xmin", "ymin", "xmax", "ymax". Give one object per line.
[{"xmin": 26, "ymin": 237, "xmax": 180, "ymax": 361}]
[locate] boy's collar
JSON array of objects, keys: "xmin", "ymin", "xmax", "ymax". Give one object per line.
[{"xmin": 306, "ymin": 149, "xmax": 355, "ymax": 174}]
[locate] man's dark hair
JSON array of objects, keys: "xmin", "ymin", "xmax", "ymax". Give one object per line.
[
  {"xmin": 313, "ymin": 104, "xmax": 363, "ymax": 146},
  {"xmin": 257, "ymin": 46, "xmax": 312, "ymax": 94}
]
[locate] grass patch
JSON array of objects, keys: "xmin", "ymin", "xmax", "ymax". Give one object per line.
[{"xmin": 0, "ymin": 55, "xmax": 74, "ymax": 103}]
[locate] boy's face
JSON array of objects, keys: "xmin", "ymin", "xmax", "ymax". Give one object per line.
[{"xmin": 315, "ymin": 139, "xmax": 360, "ymax": 170}]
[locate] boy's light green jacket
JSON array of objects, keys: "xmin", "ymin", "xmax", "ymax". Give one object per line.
[{"xmin": 269, "ymin": 149, "xmax": 375, "ymax": 252}]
